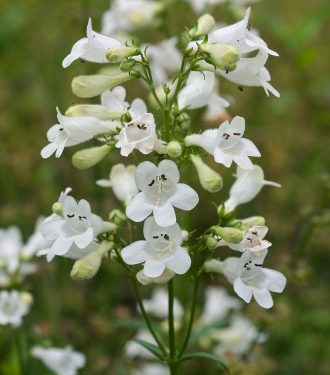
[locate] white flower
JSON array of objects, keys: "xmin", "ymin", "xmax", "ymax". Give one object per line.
[
  {"xmin": 31, "ymin": 346, "xmax": 86, "ymax": 375},
  {"xmin": 116, "ymin": 99, "xmax": 159, "ymax": 157},
  {"xmin": 212, "ymin": 315, "xmax": 264, "ymax": 357},
  {"xmin": 178, "ymin": 71, "xmax": 229, "ymax": 111},
  {"xmin": 62, "ymin": 18, "xmax": 121, "ymax": 68},
  {"xmin": 39, "ymin": 195, "xmax": 115, "ymax": 262},
  {"xmin": 126, "ymin": 160, "xmax": 199, "ymax": 227},
  {"xmin": 132, "ymin": 363, "xmax": 169, "ymax": 375},
  {"xmin": 221, "ymin": 250, "xmax": 286, "ymax": 308},
  {"xmin": 185, "ymin": 116, "xmax": 260, "ymax": 170},
  {"xmin": 0, "ymin": 290, "xmax": 31, "ymax": 327},
  {"xmin": 121, "ymin": 216, "xmax": 191, "ymax": 277},
  {"xmin": 142, "ymin": 288, "xmax": 183, "ymax": 319},
  {"xmin": 147, "ymin": 38, "xmax": 182, "ymax": 86},
  {"xmin": 22, "ymin": 217, "xmax": 50, "ymax": 258},
  {"xmin": 209, "ymin": 8, "xmax": 277, "ymax": 57},
  {"xmin": 207, "ymin": 8, "xmax": 279, "ymax": 95},
  {"xmin": 225, "ymin": 165, "xmax": 281, "ymax": 212},
  {"xmin": 101, "ymin": 0, "xmax": 162, "ymax": 35},
  {"xmin": 136, "ymin": 267, "xmax": 175, "ymax": 286},
  {"xmin": 0, "ymin": 227, "xmax": 37, "ymax": 286},
  {"xmin": 41, "ymin": 108, "xmax": 118, "ymax": 159},
  {"xmin": 125, "ymin": 330, "xmax": 156, "ymax": 359},
  {"xmin": 200, "ymin": 287, "xmax": 241, "ymax": 324},
  {"xmin": 97, "ymin": 164, "xmax": 138, "ymax": 205},
  {"xmin": 101, "ymin": 86, "xmax": 129, "ymax": 113},
  {"xmin": 219, "ymin": 225, "xmax": 272, "ymax": 253}
]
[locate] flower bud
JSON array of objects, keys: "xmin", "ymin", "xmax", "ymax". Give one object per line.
[
  {"xmin": 52, "ymin": 202, "xmax": 63, "ymax": 216},
  {"xmin": 167, "ymin": 141, "xmax": 182, "ymax": 158},
  {"xmin": 211, "ymin": 226, "xmax": 243, "ymax": 244},
  {"xmin": 20, "ymin": 291, "xmax": 33, "ymax": 305},
  {"xmin": 72, "ymin": 73, "xmax": 133, "ymax": 98},
  {"xmin": 200, "ymin": 43, "xmax": 239, "ymax": 72},
  {"xmin": 109, "ymin": 209, "xmax": 127, "ymax": 225},
  {"xmin": 72, "ymin": 144, "xmax": 113, "ymax": 170},
  {"xmin": 190, "ymin": 154, "xmax": 223, "ymax": 193},
  {"xmin": 196, "ymin": 14, "xmax": 215, "ymax": 36},
  {"xmin": 71, "ymin": 242, "xmax": 113, "ymax": 281},
  {"xmin": 65, "ymin": 104, "xmax": 122, "ymax": 120},
  {"xmin": 106, "ymin": 47, "xmax": 139, "ymax": 63},
  {"xmin": 241, "ymin": 216, "xmax": 266, "ymax": 228},
  {"xmin": 205, "ymin": 236, "xmax": 219, "ymax": 250},
  {"xmin": 203, "ymin": 259, "xmax": 222, "ymax": 273},
  {"xmin": 120, "ymin": 58, "xmax": 137, "ymax": 72},
  {"xmin": 136, "ymin": 268, "xmax": 175, "ymax": 286}
]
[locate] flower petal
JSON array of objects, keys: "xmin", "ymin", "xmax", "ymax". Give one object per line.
[
  {"xmin": 213, "ymin": 148, "xmax": 233, "ymax": 167},
  {"xmin": 253, "ymin": 288, "xmax": 273, "ymax": 309},
  {"xmin": 143, "ymin": 260, "xmax": 166, "ymax": 278},
  {"xmin": 233, "ymin": 277, "xmax": 253, "ymax": 303},
  {"xmin": 262, "ymin": 268, "xmax": 287, "ymax": 293},
  {"xmin": 51, "ymin": 236, "xmax": 72, "ymax": 256},
  {"xmin": 135, "ymin": 161, "xmax": 158, "ymax": 191},
  {"xmin": 126, "ymin": 192, "xmax": 153, "ymax": 222},
  {"xmin": 171, "ymin": 184, "xmax": 199, "ymax": 211},
  {"xmin": 74, "ymin": 227, "xmax": 94, "ymax": 249},
  {"xmin": 158, "ymin": 160, "xmax": 180, "ymax": 184},
  {"xmin": 153, "ymin": 204, "xmax": 176, "ymax": 227},
  {"xmin": 121, "ymin": 240, "xmax": 148, "ymax": 265},
  {"xmin": 166, "ymin": 247, "xmax": 191, "ymax": 274},
  {"xmin": 41, "ymin": 143, "xmax": 58, "ymax": 159}
]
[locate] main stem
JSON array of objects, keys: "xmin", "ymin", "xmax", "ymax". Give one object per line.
[{"xmin": 168, "ymin": 279, "xmax": 181, "ymax": 374}]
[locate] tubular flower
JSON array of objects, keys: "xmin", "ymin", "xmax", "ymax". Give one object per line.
[
  {"xmin": 221, "ymin": 250, "xmax": 286, "ymax": 308},
  {"xmin": 0, "ymin": 290, "xmax": 32, "ymax": 327},
  {"xmin": 121, "ymin": 216, "xmax": 191, "ymax": 277},
  {"xmin": 126, "ymin": 160, "xmax": 199, "ymax": 227},
  {"xmin": 41, "ymin": 108, "xmax": 118, "ymax": 159},
  {"xmin": 185, "ymin": 116, "xmax": 260, "ymax": 169},
  {"xmin": 62, "ymin": 18, "xmax": 122, "ymax": 68}
]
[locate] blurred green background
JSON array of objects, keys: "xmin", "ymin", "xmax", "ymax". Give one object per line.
[{"xmin": 0, "ymin": 0, "xmax": 330, "ymax": 374}]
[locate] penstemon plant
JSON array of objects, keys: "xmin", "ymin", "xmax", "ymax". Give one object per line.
[{"xmin": 23, "ymin": 0, "xmax": 287, "ymax": 374}]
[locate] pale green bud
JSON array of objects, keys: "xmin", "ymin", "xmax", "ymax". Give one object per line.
[
  {"xmin": 212, "ymin": 226, "xmax": 243, "ymax": 244},
  {"xmin": 167, "ymin": 141, "xmax": 182, "ymax": 158},
  {"xmin": 109, "ymin": 209, "xmax": 127, "ymax": 225},
  {"xmin": 52, "ymin": 202, "xmax": 63, "ymax": 216},
  {"xmin": 120, "ymin": 58, "xmax": 137, "ymax": 72},
  {"xmin": 201, "ymin": 43, "xmax": 239, "ymax": 72},
  {"xmin": 65, "ymin": 105, "xmax": 123, "ymax": 121},
  {"xmin": 136, "ymin": 268, "xmax": 175, "ymax": 286},
  {"xmin": 203, "ymin": 259, "xmax": 222, "ymax": 273},
  {"xmin": 190, "ymin": 154, "xmax": 223, "ymax": 193},
  {"xmin": 241, "ymin": 216, "xmax": 266, "ymax": 228},
  {"xmin": 205, "ymin": 236, "xmax": 219, "ymax": 250},
  {"xmin": 196, "ymin": 14, "xmax": 215, "ymax": 36},
  {"xmin": 72, "ymin": 144, "xmax": 113, "ymax": 170},
  {"xmin": 20, "ymin": 292, "xmax": 33, "ymax": 305},
  {"xmin": 71, "ymin": 242, "xmax": 113, "ymax": 281},
  {"xmin": 72, "ymin": 73, "xmax": 134, "ymax": 98},
  {"xmin": 106, "ymin": 47, "xmax": 139, "ymax": 63}
]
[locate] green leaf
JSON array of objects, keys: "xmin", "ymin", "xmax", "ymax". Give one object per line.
[
  {"xmin": 132, "ymin": 338, "xmax": 166, "ymax": 361},
  {"xmin": 178, "ymin": 352, "xmax": 229, "ymax": 373}
]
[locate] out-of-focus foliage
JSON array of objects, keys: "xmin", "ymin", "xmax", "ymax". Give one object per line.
[{"xmin": 0, "ymin": 0, "xmax": 329, "ymax": 374}]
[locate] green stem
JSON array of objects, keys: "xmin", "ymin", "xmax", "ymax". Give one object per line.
[
  {"xmin": 168, "ymin": 279, "xmax": 181, "ymax": 374},
  {"xmin": 178, "ymin": 275, "xmax": 199, "ymax": 357},
  {"xmin": 130, "ymin": 276, "xmax": 168, "ymax": 356}
]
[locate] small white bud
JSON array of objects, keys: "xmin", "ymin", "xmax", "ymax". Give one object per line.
[
  {"xmin": 241, "ymin": 216, "xmax": 266, "ymax": 228},
  {"xmin": 200, "ymin": 43, "xmax": 239, "ymax": 72},
  {"xmin": 167, "ymin": 141, "xmax": 182, "ymax": 158},
  {"xmin": 52, "ymin": 202, "xmax": 63, "ymax": 216},
  {"xmin": 71, "ymin": 242, "xmax": 113, "ymax": 281},
  {"xmin": 136, "ymin": 268, "xmax": 175, "ymax": 286},
  {"xmin": 72, "ymin": 73, "xmax": 134, "ymax": 98},
  {"xmin": 205, "ymin": 236, "xmax": 219, "ymax": 250},
  {"xmin": 212, "ymin": 226, "xmax": 243, "ymax": 244},
  {"xmin": 72, "ymin": 144, "xmax": 113, "ymax": 170},
  {"xmin": 203, "ymin": 259, "xmax": 222, "ymax": 273},
  {"xmin": 106, "ymin": 47, "xmax": 139, "ymax": 63},
  {"xmin": 190, "ymin": 154, "xmax": 223, "ymax": 193},
  {"xmin": 196, "ymin": 14, "xmax": 215, "ymax": 36},
  {"xmin": 65, "ymin": 104, "xmax": 123, "ymax": 121}
]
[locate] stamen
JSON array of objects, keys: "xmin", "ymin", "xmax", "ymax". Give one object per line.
[{"xmin": 67, "ymin": 214, "xmax": 74, "ymax": 218}]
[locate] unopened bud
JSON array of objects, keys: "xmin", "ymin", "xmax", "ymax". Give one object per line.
[
  {"xmin": 65, "ymin": 104, "xmax": 122, "ymax": 121},
  {"xmin": 212, "ymin": 226, "xmax": 243, "ymax": 244},
  {"xmin": 52, "ymin": 202, "xmax": 63, "ymax": 216},
  {"xmin": 203, "ymin": 259, "xmax": 222, "ymax": 273},
  {"xmin": 72, "ymin": 144, "xmax": 113, "ymax": 170},
  {"xmin": 136, "ymin": 268, "xmax": 175, "ymax": 286},
  {"xmin": 106, "ymin": 47, "xmax": 139, "ymax": 63},
  {"xmin": 205, "ymin": 236, "xmax": 219, "ymax": 250},
  {"xmin": 120, "ymin": 58, "xmax": 137, "ymax": 72},
  {"xmin": 196, "ymin": 14, "xmax": 215, "ymax": 36},
  {"xmin": 71, "ymin": 242, "xmax": 113, "ymax": 281},
  {"xmin": 241, "ymin": 216, "xmax": 266, "ymax": 228},
  {"xmin": 201, "ymin": 43, "xmax": 239, "ymax": 72},
  {"xmin": 72, "ymin": 73, "xmax": 134, "ymax": 98},
  {"xmin": 190, "ymin": 154, "xmax": 223, "ymax": 193},
  {"xmin": 20, "ymin": 292, "xmax": 33, "ymax": 305},
  {"xmin": 167, "ymin": 141, "xmax": 182, "ymax": 158}
]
